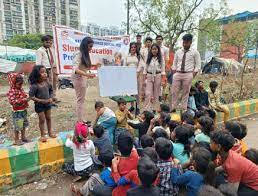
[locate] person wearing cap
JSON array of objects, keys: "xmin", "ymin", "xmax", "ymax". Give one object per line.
[{"xmin": 170, "ymin": 34, "xmax": 201, "ymax": 112}]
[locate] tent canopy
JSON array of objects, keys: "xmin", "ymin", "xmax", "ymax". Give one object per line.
[
  {"xmin": 0, "ymin": 58, "xmax": 17, "ymax": 73},
  {"xmin": 0, "ymin": 45, "xmax": 36, "ymax": 63}
]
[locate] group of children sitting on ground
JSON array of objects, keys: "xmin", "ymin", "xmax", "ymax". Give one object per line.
[
  {"xmin": 62, "ymin": 99, "xmax": 258, "ymax": 196},
  {"xmin": 186, "ymin": 80, "xmax": 229, "ymax": 124},
  {"xmin": 5, "ymin": 67, "xmax": 258, "ymax": 195}
]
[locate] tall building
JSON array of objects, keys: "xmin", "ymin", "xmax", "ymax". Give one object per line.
[
  {"xmin": 81, "ymin": 23, "xmax": 126, "ymax": 36},
  {"xmin": 0, "ymin": 0, "xmax": 26, "ymax": 41},
  {"xmin": 198, "ymin": 11, "xmax": 258, "ymax": 63},
  {"xmin": 0, "ymin": 0, "xmax": 80, "ymax": 43}
]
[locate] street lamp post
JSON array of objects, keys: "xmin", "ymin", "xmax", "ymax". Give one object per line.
[
  {"xmin": 127, "ymin": 0, "xmax": 130, "ymax": 35},
  {"xmin": 254, "ymin": 40, "xmax": 258, "ymax": 70}
]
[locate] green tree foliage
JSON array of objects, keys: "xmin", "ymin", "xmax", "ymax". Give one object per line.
[
  {"xmin": 5, "ymin": 34, "xmax": 44, "ymax": 49},
  {"xmin": 129, "ymin": 0, "xmax": 228, "ymax": 50},
  {"xmin": 220, "ymin": 20, "xmax": 258, "ymax": 62}
]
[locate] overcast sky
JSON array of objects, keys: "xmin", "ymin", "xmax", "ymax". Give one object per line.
[{"xmin": 80, "ymin": 0, "xmax": 258, "ymax": 27}]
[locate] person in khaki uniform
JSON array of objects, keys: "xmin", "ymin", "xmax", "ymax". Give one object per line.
[
  {"xmin": 143, "ymin": 44, "xmax": 166, "ymax": 112},
  {"xmin": 208, "ymin": 81, "xmax": 230, "ymax": 123},
  {"xmin": 139, "ymin": 37, "xmax": 153, "ymax": 102},
  {"xmin": 47, "ymin": 35, "xmax": 58, "ymax": 101},
  {"xmin": 36, "ymin": 35, "xmax": 58, "ymax": 101}
]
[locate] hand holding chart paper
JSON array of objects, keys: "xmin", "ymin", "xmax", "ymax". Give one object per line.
[{"xmin": 98, "ymin": 66, "xmax": 137, "ymax": 97}]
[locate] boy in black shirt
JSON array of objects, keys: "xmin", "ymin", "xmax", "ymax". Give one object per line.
[{"xmin": 127, "ymin": 157, "xmax": 160, "ymax": 196}]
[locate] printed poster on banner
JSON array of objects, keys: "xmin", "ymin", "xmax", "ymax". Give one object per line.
[{"xmin": 53, "ymin": 25, "xmax": 130, "ymax": 75}]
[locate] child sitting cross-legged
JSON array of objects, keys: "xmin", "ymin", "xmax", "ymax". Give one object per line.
[
  {"xmin": 171, "ymin": 147, "xmax": 216, "ymax": 196},
  {"xmin": 70, "ymin": 151, "xmax": 116, "ymax": 196},
  {"xmin": 94, "ymin": 101, "xmax": 117, "ymax": 144},
  {"xmin": 136, "ymin": 134, "xmax": 155, "ymax": 156},
  {"xmin": 62, "ymin": 122, "xmax": 95, "ymax": 178},
  {"xmin": 128, "ymin": 111, "xmax": 154, "ymax": 148},
  {"xmin": 111, "ymin": 147, "xmax": 159, "ymax": 196},
  {"xmin": 94, "ymin": 131, "xmax": 139, "ymax": 196},
  {"xmin": 115, "ymin": 98, "xmax": 134, "ymax": 144},
  {"xmin": 155, "ymin": 137, "xmax": 181, "ymax": 196},
  {"xmin": 195, "ymin": 116, "xmax": 215, "ymax": 143},
  {"xmin": 170, "ymin": 125, "xmax": 191, "ymax": 165},
  {"xmin": 127, "ymin": 156, "xmax": 160, "ymax": 196},
  {"xmin": 187, "ymin": 86, "xmax": 198, "ymax": 118},
  {"xmin": 91, "ymin": 125, "xmax": 113, "ymax": 166}
]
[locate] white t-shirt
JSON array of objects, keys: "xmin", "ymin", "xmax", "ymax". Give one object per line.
[
  {"xmin": 65, "ymin": 138, "xmax": 95, "ymax": 171},
  {"xmin": 102, "ymin": 107, "xmax": 116, "ymax": 118}
]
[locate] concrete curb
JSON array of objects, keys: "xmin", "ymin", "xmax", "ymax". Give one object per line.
[
  {"xmin": 0, "ymin": 131, "xmax": 73, "ymax": 192},
  {"xmin": 1, "ymin": 99, "xmax": 258, "ymax": 192}
]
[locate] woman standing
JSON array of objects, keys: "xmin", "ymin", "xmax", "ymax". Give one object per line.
[
  {"xmin": 124, "ymin": 42, "xmax": 142, "ymax": 112},
  {"xmin": 71, "ymin": 37, "xmax": 98, "ymax": 122},
  {"xmin": 143, "ymin": 43, "xmax": 166, "ymax": 112}
]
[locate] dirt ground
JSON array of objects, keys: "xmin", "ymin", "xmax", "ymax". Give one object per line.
[
  {"xmin": 0, "ymin": 78, "xmax": 118, "ymax": 142},
  {"xmin": 0, "ymin": 71, "xmax": 258, "ymax": 142}
]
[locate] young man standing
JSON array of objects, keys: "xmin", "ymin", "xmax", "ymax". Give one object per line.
[
  {"xmin": 156, "ymin": 35, "xmax": 169, "ymax": 101},
  {"xmin": 156, "ymin": 35, "xmax": 169, "ymax": 66},
  {"xmin": 36, "ymin": 35, "xmax": 58, "ymax": 102},
  {"xmin": 171, "ymin": 34, "xmax": 201, "ymax": 112},
  {"xmin": 136, "ymin": 34, "xmax": 142, "ymax": 52}
]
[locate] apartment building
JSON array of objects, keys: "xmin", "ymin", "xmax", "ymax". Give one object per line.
[
  {"xmin": 81, "ymin": 23, "xmax": 126, "ymax": 36},
  {"xmin": 0, "ymin": 0, "xmax": 80, "ymax": 42}
]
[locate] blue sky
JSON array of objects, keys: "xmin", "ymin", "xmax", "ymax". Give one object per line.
[{"xmin": 80, "ymin": 0, "xmax": 258, "ymax": 27}]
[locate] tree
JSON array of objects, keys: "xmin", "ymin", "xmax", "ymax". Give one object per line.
[
  {"xmin": 4, "ymin": 34, "xmax": 43, "ymax": 50},
  {"xmin": 220, "ymin": 21, "xmax": 258, "ymax": 63},
  {"xmin": 129, "ymin": 0, "xmax": 228, "ymax": 51}
]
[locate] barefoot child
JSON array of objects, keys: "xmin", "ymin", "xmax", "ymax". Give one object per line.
[
  {"xmin": 7, "ymin": 73, "xmax": 30, "ymax": 145},
  {"xmin": 29, "ymin": 65, "xmax": 56, "ymax": 142}
]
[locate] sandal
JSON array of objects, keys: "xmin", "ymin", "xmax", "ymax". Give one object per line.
[
  {"xmin": 21, "ymin": 138, "xmax": 31, "ymax": 143},
  {"xmin": 70, "ymin": 184, "xmax": 82, "ymax": 196},
  {"xmin": 49, "ymin": 133, "xmax": 57, "ymax": 138},
  {"xmin": 13, "ymin": 140, "xmax": 24, "ymax": 146},
  {"xmin": 39, "ymin": 137, "xmax": 48, "ymax": 142}
]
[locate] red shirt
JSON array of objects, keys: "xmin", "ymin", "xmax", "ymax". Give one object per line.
[
  {"xmin": 222, "ymin": 150, "xmax": 258, "ymax": 191},
  {"xmin": 112, "ymin": 148, "xmax": 139, "ymax": 196}
]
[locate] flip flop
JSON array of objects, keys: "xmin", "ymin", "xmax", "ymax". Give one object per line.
[
  {"xmin": 22, "ymin": 138, "xmax": 30, "ymax": 143},
  {"xmin": 39, "ymin": 137, "xmax": 47, "ymax": 142},
  {"xmin": 49, "ymin": 133, "xmax": 57, "ymax": 138},
  {"xmin": 13, "ymin": 141, "xmax": 24, "ymax": 146}
]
